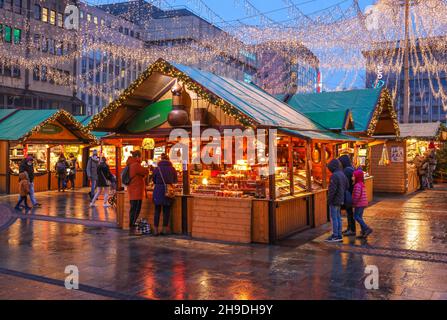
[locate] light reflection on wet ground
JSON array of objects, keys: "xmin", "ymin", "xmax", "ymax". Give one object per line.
[{"xmin": 1, "ymin": 187, "xmax": 447, "ymax": 300}]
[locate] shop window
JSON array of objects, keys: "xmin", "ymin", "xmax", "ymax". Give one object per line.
[
  {"xmin": 42, "ymin": 7, "xmax": 48, "ymax": 23},
  {"xmin": 13, "ymin": 28, "xmax": 21, "ymax": 44}
]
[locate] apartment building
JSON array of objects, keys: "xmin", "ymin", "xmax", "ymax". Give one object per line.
[{"xmin": 0, "ymin": 0, "xmax": 82, "ymax": 113}]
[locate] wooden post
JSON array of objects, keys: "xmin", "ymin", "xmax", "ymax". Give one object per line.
[
  {"xmin": 267, "ymin": 130, "xmax": 277, "ymax": 244},
  {"xmin": 305, "ymin": 141, "xmax": 312, "ymax": 192},
  {"xmin": 288, "ymin": 136, "xmax": 294, "ymax": 196},
  {"xmin": 115, "ymin": 146, "xmax": 122, "ymax": 190},
  {"xmin": 321, "ymin": 143, "xmax": 328, "ymax": 189},
  {"xmin": 47, "ymin": 146, "xmax": 51, "ymax": 190},
  {"xmin": 82, "ymin": 146, "xmax": 89, "ymax": 187}
]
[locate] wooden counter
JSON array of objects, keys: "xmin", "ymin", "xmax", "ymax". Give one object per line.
[
  {"xmin": 116, "ymin": 191, "xmax": 182, "ymax": 232},
  {"xmin": 407, "ymin": 167, "xmax": 419, "ymax": 194},
  {"xmin": 9, "ymin": 174, "xmax": 49, "ymax": 194},
  {"xmin": 313, "ymin": 189, "xmax": 328, "ymax": 227}
]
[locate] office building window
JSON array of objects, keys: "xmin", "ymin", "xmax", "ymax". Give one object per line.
[
  {"xmin": 4, "ymin": 26, "xmax": 12, "ymax": 43},
  {"xmin": 50, "ymin": 10, "xmax": 56, "ymax": 25},
  {"xmin": 124, "ymin": 28, "xmax": 129, "ymax": 36},
  {"xmin": 0, "ymin": 0, "xmax": 4, "ymax": 9},
  {"xmin": 34, "ymin": 4, "xmax": 41, "ymax": 20},
  {"xmin": 41, "ymin": 66, "xmax": 47, "ymax": 82},
  {"xmin": 0, "ymin": 24, "xmax": 3, "ymax": 42},
  {"xmin": 33, "ymin": 66, "xmax": 40, "ymax": 81},
  {"xmin": 13, "ymin": 0, "xmax": 21, "ymax": 14},
  {"xmin": 80, "ymin": 10, "xmax": 84, "ymax": 19},
  {"xmin": 57, "ymin": 13, "xmax": 63, "ymax": 28},
  {"xmin": 13, "ymin": 28, "xmax": 21, "ymax": 44},
  {"xmin": 87, "ymin": 14, "xmax": 91, "ymax": 22},
  {"xmin": 93, "ymin": 16, "xmax": 98, "ymax": 25},
  {"xmin": 42, "ymin": 8, "xmax": 48, "ymax": 23}
]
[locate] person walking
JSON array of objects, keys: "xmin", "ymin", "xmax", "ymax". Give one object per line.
[
  {"xmin": 14, "ymin": 172, "xmax": 31, "ymax": 211},
  {"xmin": 90, "ymin": 157, "xmax": 113, "ymax": 208},
  {"xmin": 86, "ymin": 150, "xmax": 100, "ymax": 200},
  {"xmin": 338, "ymin": 155, "xmax": 356, "ymax": 236},
  {"xmin": 19, "ymin": 155, "xmax": 41, "ymax": 207},
  {"xmin": 127, "ymin": 151, "xmax": 148, "ymax": 234},
  {"xmin": 326, "ymin": 159, "xmax": 349, "ymax": 243},
  {"xmin": 352, "ymin": 169, "xmax": 373, "ymax": 239},
  {"xmin": 55, "ymin": 154, "xmax": 69, "ymax": 192},
  {"xmin": 67, "ymin": 153, "xmax": 77, "ymax": 190},
  {"xmin": 418, "ymin": 155, "xmax": 430, "ymax": 190},
  {"xmin": 152, "ymin": 153, "xmax": 178, "ymax": 236}
]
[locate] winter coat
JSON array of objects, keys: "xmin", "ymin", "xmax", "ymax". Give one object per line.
[
  {"xmin": 55, "ymin": 159, "xmax": 69, "ymax": 177},
  {"xmin": 18, "ymin": 172, "xmax": 30, "ymax": 197},
  {"xmin": 19, "ymin": 160, "xmax": 35, "ymax": 183},
  {"xmin": 327, "ymin": 159, "xmax": 349, "ymax": 206},
  {"xmin": 152, "ymin": 160, "xmax": 178, "ymax": 206},
  {"xmin": 339, "ymin": 155, "xmax": 355, "ymax": 193},
  {"xmin": 86, "ymin": 156, "xmax": 100, "ymax": 180},
  {"xmin": 352, "ymin": 170, "xmax": 368, "ymax": 208},
  {"xmin": 97, "ymin": 163, "xmax": 112, "ymax": 188},
  {"xmin": 126, "ymin": 157, "xmax": 148, "ymax": 201}
]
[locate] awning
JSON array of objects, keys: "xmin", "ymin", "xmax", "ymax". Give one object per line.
[{"xmin": 126, "ymin": 99, "xmax": 173, "ymax": 133}]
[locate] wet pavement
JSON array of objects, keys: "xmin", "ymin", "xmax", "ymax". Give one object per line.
[{"xmin": 0, "ymin": 186, "xmax": 447, "ymax": 300}]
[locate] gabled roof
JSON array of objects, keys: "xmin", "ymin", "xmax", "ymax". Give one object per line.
[
  {"xmin": 286, "ymin": 88, "xmax": 384, "ymax": 133},
  {"xmin": 0, "ymin": 109, "xmax": 96, "ymax": 143},
  {"xmin": 302, "ymin": 110, "xmax": 354, "ymax": 131},
  {"xmin": 88, "ymin": 58, "xmax": 358, "ymax": 143},
  {"xmin": 74, "ymin": 115, "xmax": 109, "ymax": 139},
  {"xmin": 400, "ymin": 121, "xmax": 445, "ymax": 139}
]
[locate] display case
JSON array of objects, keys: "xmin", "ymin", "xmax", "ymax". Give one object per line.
[{"xmin": 9, "ymin": 144, "xmax": 48, "ymax": 174}]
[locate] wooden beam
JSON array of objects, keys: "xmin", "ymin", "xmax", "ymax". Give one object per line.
[
  {"xmin": 321, "ymin": 143, "xmax": 328, "ymax": 189},
  {"xmin": 288, "ymin": 136, "xmax": 294, "ymax": 196}
]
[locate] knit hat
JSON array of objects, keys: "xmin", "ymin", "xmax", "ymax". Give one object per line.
[{"xmin": 354, "ymin": 169, "xmax": 365, "ymax": 183}]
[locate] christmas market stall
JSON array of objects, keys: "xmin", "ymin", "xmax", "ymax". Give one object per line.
[
  {"xmin": 0, "ymin": 109, "xmax": 96, "ymax": 194},
  {"xmin": 283, "ymin": 87, "xmax": 401, "ymax": 198},
  {"xmin": 88, "ymin": 58, "xmax": 359, "ymax": 244},
  {"xmin": 381, "ymin": 121, "xmax": 447, "ymax": 192}
]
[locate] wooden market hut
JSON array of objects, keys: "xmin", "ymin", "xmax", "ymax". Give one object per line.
[
  {"xmin": 0, "ymin": 109, "xmax": 97, "ymax": 194},
  {"xmin": 88, "ymin": 58, "xmax": 359, "ymax": 244},
  {"xmin": 283, "ymin": 88, "xmax": 401, "ymax": 196}
]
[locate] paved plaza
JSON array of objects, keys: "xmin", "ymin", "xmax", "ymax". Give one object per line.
[{"xmin": 0, "ymin": 187, "xmax": 447, "ymax": 300}]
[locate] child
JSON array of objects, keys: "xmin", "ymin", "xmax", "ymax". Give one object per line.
[
  {"xmin": 15, "ymin": 172, "xmax": 31, "ymax": 211},
  {"xmin": 352, "ymin": 169, "xmax": 373, "ymax": 238}
]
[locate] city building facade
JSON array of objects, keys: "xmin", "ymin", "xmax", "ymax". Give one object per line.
[
  {"xmin": 0, "ymin": 0, "xmax": 82, "ymax": 113},
  {"xmin": 364, "ymin": 38, "xmax": 447, "ymax": 123}
]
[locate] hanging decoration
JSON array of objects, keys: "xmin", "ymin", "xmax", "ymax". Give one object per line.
[{"xmin": 378, "ymin": 143, "xmax": 390, "ymax": 166}]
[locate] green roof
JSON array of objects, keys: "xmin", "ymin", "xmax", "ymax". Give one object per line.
[
  {"xmin": 302, "ymin": 110, "xmax": 350, "ymax": 130},
  {"xmin": 74, "ymin": 115, "xmax": 108, "ymax": 139},
  {"xmin": 280, "ymin": 128, "xmax": 359, "ymax": 142},
  {"xmin": 171, "ymin": 62, "xmax": 320, "ymax": 130},
  {"xmin": 286, "ymin": 88, "xmax": 383, "ymax": 132},
  {"xmin": 0, "ymin": 110, "xmax": 59, "ymax": 140},
  {"xmin": 0, "ymin": 109, "xmax": 16, "ymax": 120}
]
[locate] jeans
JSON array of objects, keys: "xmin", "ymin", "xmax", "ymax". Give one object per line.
[
  {"xmin": 346, "ymin": 207, "xmax": 356, "ymax": 232},
  {"xmin": 29, "ymin": 182, "xmax": 37, "ymax": 206},
  {"xmin": 330, "ymin": 205, "xmax": 342, "ymax": 238},
  {"xmin": 354, "ymin": 207, "xmax": 370, "ymax": 232},
  {"xmin": 154, "ymin": 205, "xmax": 171, "ymax": 228},
  {"xmin": 57, "ymin": 176, "xmax": 67, "ymax": 191},
  {"xmin": 68, "ymin": 174, "xmax": 76, "ymax": 189},
  {"xmin": 15, "ymin": 195, "xmax": 29, "ymax": 209},
  {"xmin": 90, "ymin": 179, "xmax": 97, "ymax": 196},
  {"xmin": 129, "ymin": 200, "xmax": 142, "ymax": 228},
  {"xmin": 91, "ymin": 187, "xmax": 109, "ymax": 205}
]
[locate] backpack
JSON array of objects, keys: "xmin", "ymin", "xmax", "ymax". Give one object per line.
[
  {"xmin": 56, "ymin": 161, "xmax": 67, "ymax": 174},
  {"xmin": 121, "ymin": 165, "xmax": 131, "ymax": 186}
]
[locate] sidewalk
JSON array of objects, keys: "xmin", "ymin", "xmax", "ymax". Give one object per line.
[{"xmin": 0, "ymin": 187, "xmax": 447, "ymax": 300}]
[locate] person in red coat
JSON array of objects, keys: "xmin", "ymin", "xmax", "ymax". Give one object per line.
[{"xmin": 126, "ymin": 151, "xmax": 148, "ymax": 232}]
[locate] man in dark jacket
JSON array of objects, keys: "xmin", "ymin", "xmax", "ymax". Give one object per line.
[
  {"xmin": 338, "ymin": 155, "xmax": 356, "ymax": 236},
  {"xmin": 19, "ymin": 156, "xmax": 41, "ymax": 207},
  {"xmin": 326, "ymin": 159, "xmax": 349, "ymax": 242}
]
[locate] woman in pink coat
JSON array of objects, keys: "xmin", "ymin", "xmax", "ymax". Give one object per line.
[{"xmin": 352, "ymin": 169, "xmax": 373, "ymax": 238}]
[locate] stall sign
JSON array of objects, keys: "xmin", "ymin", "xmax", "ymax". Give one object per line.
[
  {"xmin": 126, "ymin": 100, "xmax": 173, "ymax": 133},
  {"xmin": 142, "ymin": 138, "xmax": 155, "ymax": 150},
  {"xmin": 40, "ymin": 123, "xmax": 63, "ymax": 135},
  {"xmin": 390, "ymin": 146, "xmax": 404, "ymax": 163}
]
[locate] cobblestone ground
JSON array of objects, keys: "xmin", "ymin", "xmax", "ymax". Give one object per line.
[{"xmin": 0, "ymin": 186, "xmax": 447, "ymax": 300}]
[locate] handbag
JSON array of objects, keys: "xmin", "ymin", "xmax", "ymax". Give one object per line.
[{"xmin": 159, "ymin": 168, "xmax": 176, "ymax": 199}]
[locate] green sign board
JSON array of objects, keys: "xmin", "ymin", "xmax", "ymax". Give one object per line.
[
  {"xmin": 126, "ymin": 99, "xmax": 173, "ymax": 133},
  {"xmin": 40, "ymin": 123, "xmax": 63, "ymax": 135}
]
